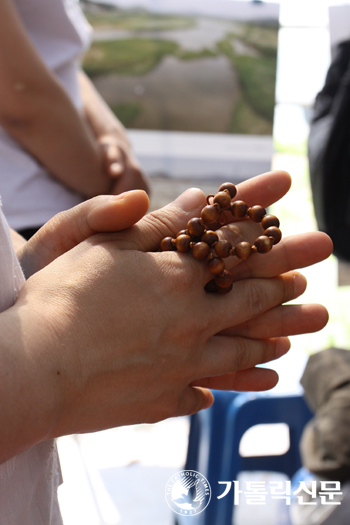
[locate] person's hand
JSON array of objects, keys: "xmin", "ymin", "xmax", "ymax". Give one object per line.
[
  {"xmin": 98, "ymin": 134, "xmax": 150, "ymax": 195},
  {"xmin": 7, "ymin": 170, "xmax": 332, "ymax": 449},
  {"xmin": 17, "ymin": 189, "xmax": 149, "ymax": 278},
  {"xmin": 103, "ymin": 169, "xmax": 332, "ymax": 393}
]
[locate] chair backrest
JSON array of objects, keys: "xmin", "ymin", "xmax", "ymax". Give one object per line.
[
  {"xmin": 216, "ymin": 393, "xmax": 313, "ymax": 525},
  {"xmin": 176, "ymin": 392, "xmax": 312, "ymax": 525},
  {"xmin": 221, "ymin": 394, "xmax": 313, "ymax": 478}
]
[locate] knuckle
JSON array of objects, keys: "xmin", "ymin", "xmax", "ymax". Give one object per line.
[
  {"xmin": 232, "ymin": 337, "xmax": 250, "ymax": 370},
  {"xmin": 245, "ymin": 280, "xmax": 268, "ymax": 317},
  {"xmin": 219, "ymin": 222, "xmax": 262, "ymax": 246},
  {"xmin": 141, "ymin": 211, "xmax": 177, "ymax": 243},
  {"xmin": 218, "ymin": 224, "xmax": 245, "ymax": 245}
]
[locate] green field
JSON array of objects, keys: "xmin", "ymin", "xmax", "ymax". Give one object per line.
[
  {"xmin": 217, "ymin": 26, "xmax": 277, "ymax": 133},
  {"xmin": 84, "ymin": 9, "xmax": 195, "ymax": 31},
  {"xmin": 110, "ymin": 102, "xmax": 142, "ymax": 127},
  {"xmin": 82, "ymin": 7, "xmax": 278, "ymax": 134},
  {"xmin": 84, "ymin": 38, "xmax": 179, "ymax": 77}
]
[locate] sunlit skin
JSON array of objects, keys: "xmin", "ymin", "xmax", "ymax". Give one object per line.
[{"xmin": 0, "ymin": 170, "xmax": 332, "ymax": 464}]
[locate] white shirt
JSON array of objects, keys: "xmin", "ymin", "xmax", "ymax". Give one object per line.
[
  {"xmin": 0, "ymin": 0, "xmax": 92, "ymax": 230},
  {"xmin": 0, "ymin": 203, "xmax": 63, "ymax": 524}
]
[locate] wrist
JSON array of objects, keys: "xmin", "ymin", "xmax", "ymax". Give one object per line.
[{"xmin": 0, "ymin": 301, "xmax": 64, "ymax": 461}]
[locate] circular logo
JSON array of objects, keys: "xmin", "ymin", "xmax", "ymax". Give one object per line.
[{"xmin": 165, "ymin": 470, "xmax": 211, "ymax": 516}]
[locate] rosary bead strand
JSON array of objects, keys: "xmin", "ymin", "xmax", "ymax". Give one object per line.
[
  {"xmin": 159, "ymin": 182, "xmax": 282, "ymax": 294},
  {"xmin": 248, "ymin": 205, "xmax": 266, "ymax": 222}
]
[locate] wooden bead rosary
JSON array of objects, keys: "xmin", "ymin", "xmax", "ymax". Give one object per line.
[{"xmin": 160, "ymin": 182, "xmax": 282, "ymax": 294}]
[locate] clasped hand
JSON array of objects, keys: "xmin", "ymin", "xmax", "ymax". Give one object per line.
[
  {"xmin": 98, "ymin": 133, "xmax": 150, "ymax": 195},
  {"xmin": 14, "ymin": 170, "xmax": 332, "ymax": 442}
]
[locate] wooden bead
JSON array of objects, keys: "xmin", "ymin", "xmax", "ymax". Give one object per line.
[
  {"xmin": 265, "ymin": 226, "xmax": 282, "ymax": 245},
  {"xmin": 262, "ymin": 214, "xmax": 280, "ymax": 229},
  {"xmin": 248, "ymin": 205, "xmax": 266, "ymax": 222},
  {"xmin": 192, "ymin": 242, "xmax": 211, "ymax": 260},
  {"xmin": 213, "ymin": 191, "xmax": 231, "ymax": 210},
  {"xmin": 218, "ymin": 212, "xmax": 228, "ymax": 226},
  {"xmin": 208, "ymin": 257, "xmax": 225, "ymax": 275},
  {"xmin": 235, "ymin": 241, "xmax": 252, "ymax": 260},
  {"xmin": 217, "ymin": 283, "xmax": 233, "ymax": 294},
  {"xmin": 160, "ymin": 184, "xmax": 282, "ymax": 297},
  {"xmin": 201, "ymin": 230, "xmax": 218, "ymax": 246},
  {"xmin": 201, "ymin": 205, "xmax": 220, "ymax": 224},
  {"xmin": 204, "ymin": 279, "xmax": 219, "ymax": 293},
  {"xmin": 254, "ymin": 235, "xmax": 273, "ymax": 253},
  {"xmin": 175, "ymin": 234, "xmax": 191, "ymax": 252},
  {"xmin": 218, "ymin": 182, "xmax": 237, "ymax": 199},
  {"xmin": 187, "ymin": 218, "xmax": 205, "ymax": 237},
  {"xmin": 230, "ymin": 200, "xmax": 248, "ymax": 219},
  {"xmin": 215, "ymin": 270, "xmax": 233, "ymax": 288},
  {"xmin": 160, "ymin": 237, "xmax": 175, "ymax": 251},
  {"xmin": 215, "ymin": 240, "xmax": 232, "ymax": 258}
]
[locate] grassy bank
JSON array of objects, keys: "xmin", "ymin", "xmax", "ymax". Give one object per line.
[
  {"xmin": 84, "ymin": 38, "xmax": 179, "ymax": 77},
  {"xmin": 84, "ymin": 9, "xmax": 195, "ymax": 32},
  {"xmin": 82, "ymin": 13, "xmax": 277, "ymax": 135},
  {"xmin": 110, "ymin": 102, "xmax": 142, "ymax": 127}
]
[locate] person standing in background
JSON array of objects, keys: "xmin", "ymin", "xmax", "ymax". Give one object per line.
[{"xmin": 0, "ymin": 0, "xmax": 148, "ymax": 239}]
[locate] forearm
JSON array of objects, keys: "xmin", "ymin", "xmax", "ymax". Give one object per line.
[
  {"xmin": 78, "ymin": 71, "xmax": 150, "ymax": 195},
  {"xmin": 78, "ymin": 70, "xmax": 131, "ymax": 145},
  {"xmin": 0, "ymin": 0, "xmax": 112, "ymax": 198},
  {"xmin": 0, "ymin": 305, "xmax": 61, "ymax": 463},
  {"xmin": 0, "ymin": 82, "xmax": 112, "ymax": 198}
]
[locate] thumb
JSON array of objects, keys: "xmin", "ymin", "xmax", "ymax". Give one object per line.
[
  {"xmin": 177, "ymin": 386, "xmax": 214, "ymax": 417},
  {"xmin": 18, "ymin": 190, "xmax": 149, "ymax": 277},
  {"xmin": 127, "ymin": 187, "xmax": 206, "ymax": 251}
]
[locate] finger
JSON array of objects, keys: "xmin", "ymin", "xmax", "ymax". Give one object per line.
[
  {"xmin": 88, "ymin": 190, "xmax": 149, "ymax": 231},
  {"xmin": 109, "ymin": 162, "xmax": 124, "ymax": 177},
  {"xmin": 198, "ymin": 336, "xmax": 290, "ymax": 379},
  {"xmin": 110, "ymin": 164, "xmax": 150, "ymax": 195},
  {"xmin": 113, "ymin": 187, "xmax": 207, "ymax": 250},
  {"xmin": 203, "ymin": 271, "xmax": 307, "ymax": 334},
  {"xmin": 220, "ymin": 303, "xmax": 329, "ymax": 339},
  {"xmin": 230, "ymin": 232, "xmax": 333, "ymax": 280},
  {"xmin": 192, "ymin": 368, "xmax": 279, "ymax": 391},
  {"xmin": 112, "ymin": 171, "xmax": 291, "ymax": 252},
  {"xmin": 209, "ymin": 170, "xmax": 292, "ymax": 229},
  {"xmin": 176, "ymin": 386, "xmax": 214, "ymax": 416},
  {"xmin": 235, "ymin": 170, "xmax": 291, "ymax": 208},
  {"xmin": 211, "ymin": 219, "xmax": 263, "ymax": 270},
  {"xmin": 101, "ymin": 141, "xmax": 125, "ymax": 177},
  {"xmin": 18, "ymin": 190, "xmax": 149, "ymax": 277}
]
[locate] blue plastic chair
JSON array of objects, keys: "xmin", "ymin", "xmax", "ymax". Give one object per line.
[
  {"xmin": 175, "ymin": 392, "xmax": 312, "ymax": 525},
  {"xmin": 175, "ymin": 390, "xmax": 239, "ymax": 525},
  {"xmin": 216, "ymin": 393, "xmax": 313, "ymax": 525}
]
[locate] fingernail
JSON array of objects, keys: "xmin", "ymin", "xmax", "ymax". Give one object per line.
[
  {"xmin": 110, "ymin": 191, "xmax": 127, "ymax": 201},
  {"xmin": 173, "ymin": 188, "xmax": 206, "ymax": 212},
  {"xmin": 276, "ymin": 337, "xmax": 291, "ymax": 358},
  {"xmin": 110, "ymin": 189, "xmax": 142, "ymax": 201}
]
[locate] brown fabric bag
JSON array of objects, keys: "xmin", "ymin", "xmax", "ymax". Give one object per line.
[{"xmin": 300, "ymin": 347, "xmax": 350, "ymax": 482}]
